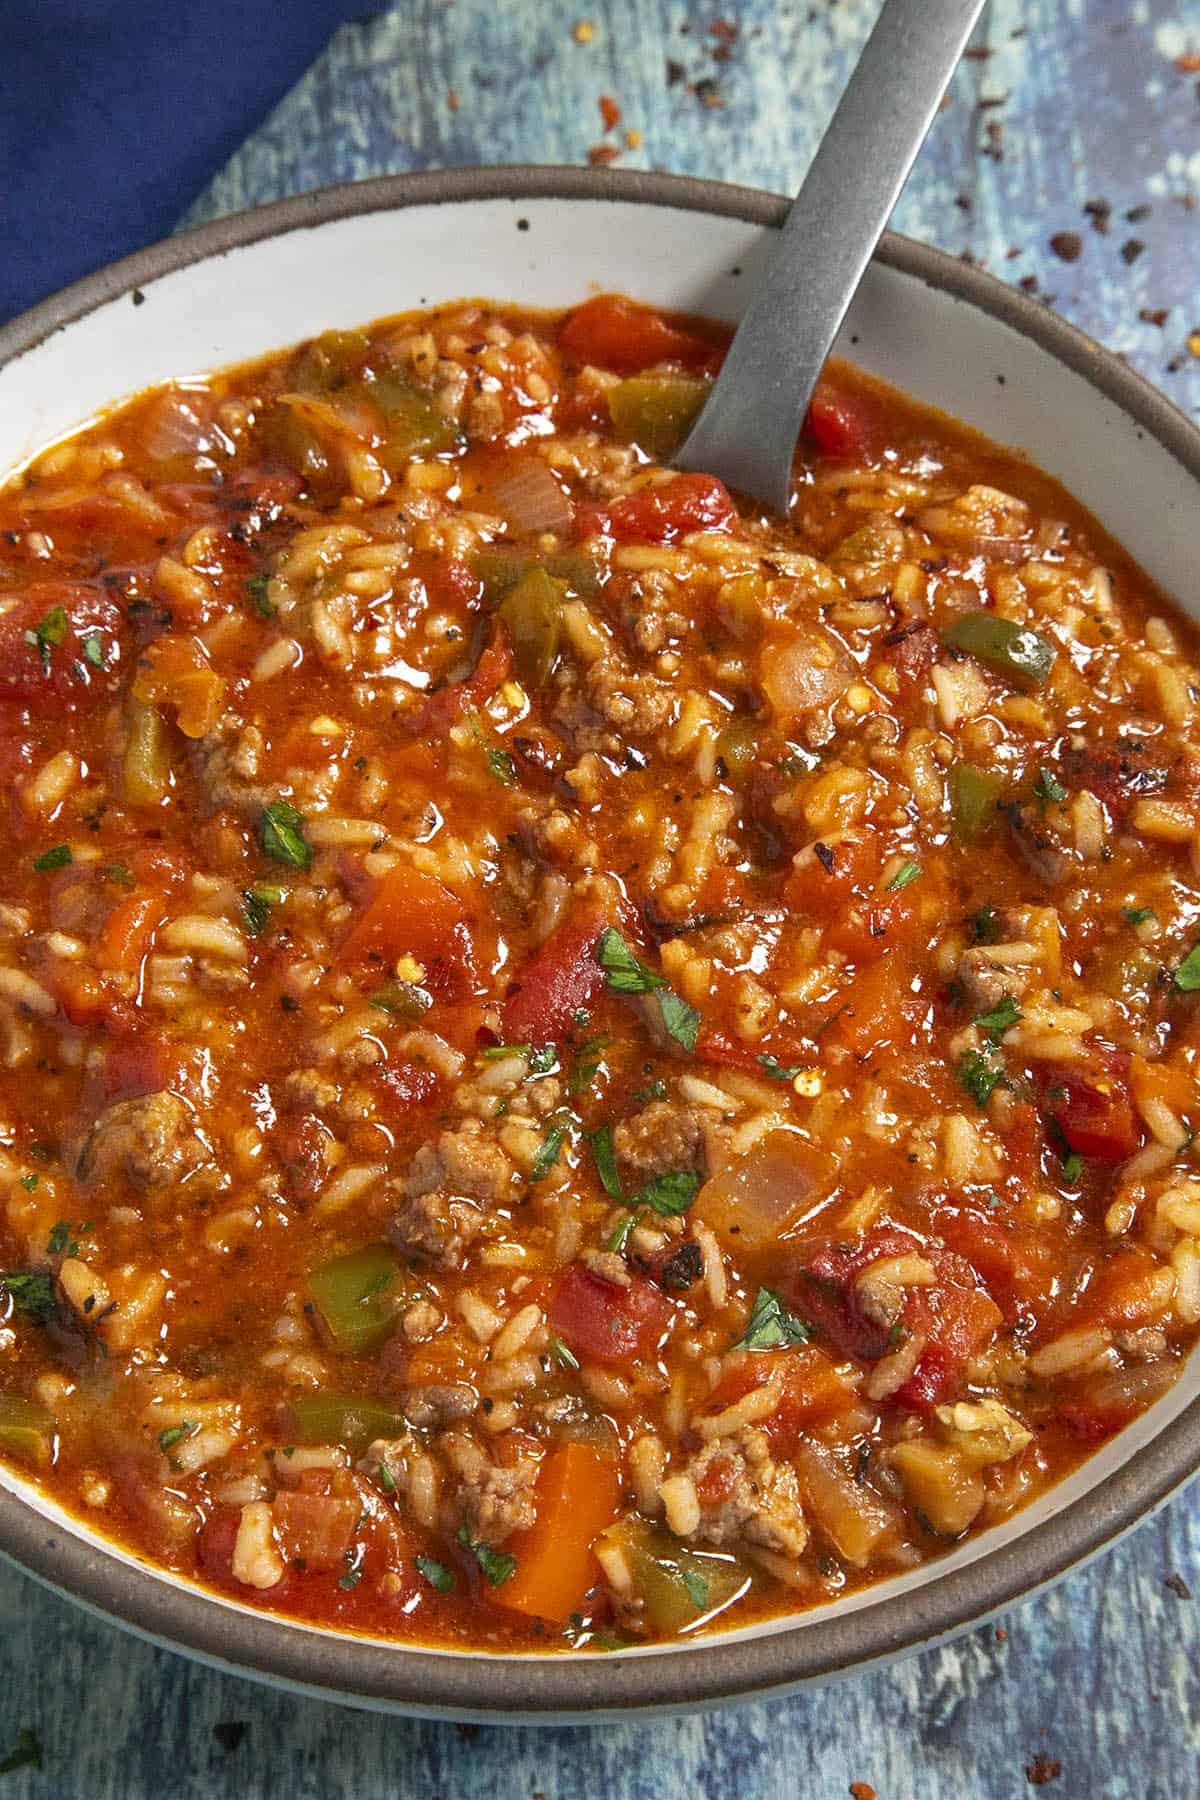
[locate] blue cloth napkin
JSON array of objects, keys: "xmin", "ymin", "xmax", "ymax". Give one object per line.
[{"xmin": 2, "ymin": 2, "xmax": 379, "ymax": 325}]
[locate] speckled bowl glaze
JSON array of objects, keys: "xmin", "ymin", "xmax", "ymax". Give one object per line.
[{"xmin": 0, "ymin": 167, "xmax": 1198, "ymax": 1721}]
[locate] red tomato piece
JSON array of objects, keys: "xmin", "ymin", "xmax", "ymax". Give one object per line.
[
  {"xmin": 412, "ymin": 622, "xmax": 512, "ymax": 736},
  {"xmin": 1035, "ymin": 1050, "xmax": 1140, "ymax": 1162},
  {"xmin": 558, "ymin": 295, "xmax": 713, "ymax": 374},
  {"xmin": 1058, "ymin": 742, "xmax": 1168, "ymax": 825},
  {"xmin": 101, "ymin": 1029, "xmax": 186, "ymax": 1102},
  {"xmin": 548, "ymin": 1263, "xmax": 672, "ymax": 1365},
  {"xmin": 883, "ymin": 621, "xmax": 939, "ymax": 685},
  {"xmin": 787, "ymin": 1227, "xmax": 1002, "ymax": 1411},
  {"xmin": 576, "ymin": 473, "xmax": 737, "ymax": 546},
  {"xmin": 0, "ymin": 582, "xmax": 127, "ymax": 711},
  {"xmin": 803, "ymin": 377, "xmax": 881, "ymax": 460},
  {"xmin": 272, "ymin": 1491, "xmax": 360, "ymax": 1573},
  {"xmin": 785, "ymin": 836, "xmax": 877, "ymax": 917},
  {"xmin": 705, "ymin": 1349, "xmax": 852, "ymax": 1455},
  {"xmin": 196, "ymin": 1506, "xmax": 290, "ymax": 1596},
  {"xmin": 826, "ymin": 960, "xmax": 921, "ymax": 1059},
  {"xmin": 337, "ymin": 864, "xmax": 478, "ymax": 999},
  {"xmin": 370, "ymin": 1058, "xmax": 443, "ymax": 1112},
  {"xmin": 826, "ymin": 883, "xmax": 921, "ymax": 965},
  {"xmin": 500, "ymin": 906, "xmax": 609, "ymax": 1044}
]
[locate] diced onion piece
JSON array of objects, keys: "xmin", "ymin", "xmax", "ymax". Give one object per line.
[
  {"xmin": 792, "ymin": 1439, "xmax": 901, "ymax": 1568},
  {"xmin": 696, "ymin": 1130, "xmax": 832, "ymax": 1252},
  {"xmin": 140, "ymin": 389, "xmax": 216, "ymax": 461},
  {"xmin": 761, "ymin": 629, "xmax": 853, "ymax": 716},
  {"xmin": 490, "ymin": 456, "xmax": 573, "ymax": 536}
]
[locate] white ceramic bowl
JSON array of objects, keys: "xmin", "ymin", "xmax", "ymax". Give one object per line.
[{"xmin": 1, "ymin": 168, "xmax": 1198, "ymax": 1720}]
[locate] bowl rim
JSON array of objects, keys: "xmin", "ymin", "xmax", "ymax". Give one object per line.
[{"xmin": 3, "ymin": 163, "xmax": 1200, "ymax": 1718}]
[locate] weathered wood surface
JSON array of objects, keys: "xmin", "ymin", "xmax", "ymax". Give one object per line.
[{"xmin": 6, "ymin": 3, "xmax": 1200, "ymax": 1793}]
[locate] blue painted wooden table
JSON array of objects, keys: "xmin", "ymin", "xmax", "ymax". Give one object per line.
[{"xmin": 6, "ymin": 3, "xmax": 1200, "ymax": 1794}]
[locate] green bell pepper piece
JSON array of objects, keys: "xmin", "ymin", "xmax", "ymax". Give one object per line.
[
  {"xmin": 308, "ymin": 1243, "xmax": 404, "ymax": 1356},
  {"xmin": 607, "ymin": 374, "xmax": 710, "ymax": 458},
  {"xmin": 948, "ymin": 761, "xmax": 1004, "ymax": 843},
  {"xmin": 264, "ymin": 400, "xmax": 333, "ymax": 488},
  {"xmin": 368, "ymin": 369, "xmax": 460, "ymax": 464},
  {"xmin": 622, "ymin": 1522, "xmax": 750, "ymax": 1634},
  {"xmin": 0, "ymin": 1393, "xmax": 55, "ymax": 1464},
  {"xmin": 498, "ymin": 567, "xmax": 566, "ymax": 689},
  {"xmin": 476, "ymin": 548, "xmax": 601, "ymax": 606},
  {"xmin": 287, "ymin": 1391, "xmax": 402, "ymax": 1453},
  {"xmin": 942, "ymin": 611, "xmax": 1055, "ymax": 688},
  {"xmin": 292, "ymin": 329, "xmax": 370, "ymax": 394},
  {"xmin": 715, "ymin": 719, "xmax": 758, "ymax": 782}
]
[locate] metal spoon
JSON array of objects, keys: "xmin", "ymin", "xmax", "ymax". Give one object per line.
[{"xmin": 675, "ymin": 0, "xmax": 988, "ymax": 514}]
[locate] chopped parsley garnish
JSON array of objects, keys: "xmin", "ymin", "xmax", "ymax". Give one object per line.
[
  {"xmin": 1123, "ymin": 906, "xmax": 1156, "ymax": 928},
  {"xmin": 25, "ymin": 604, "xmax": 68, "ymax": 674},
  {"xmin": 956, "ymin": 1048, "xmax": 1007, "ymax": 1108},
  {"xmin": 733, "ymin": 1286, "xmax": 813, "ymax": 1351},
  {"xmin": 1174, "ymin": 943, "xmax": 1200, "ymax": 992},
  {"xmin": 377, "ymin": 1462, "xmax": 397, "ymax": 1494},
  {"xmin": 758, "ymin": 1053, "xmax": 802, "ymax": 1082},
  {"xmin": 973, "ymin": 995, "xmax": 1022, "ymax": 1041},
  {"xmin": 633, "ymin": 1078, "xmax": 668, "ymax": 1103},
  {"xmin": 550, "ymin": 1334, "xmax": 579, "ymax": 1370},
  {"xmin": 885, "ymin": 860, "xmax": 922, "ymax": 892},
  {"xmin": 658, "ymin": 990, "xmax": 700, "ymax": 1054},
  {"xmin": 1061, "ymin": 1149, "xmax": 1084, "ymax": 1185},
  {"xmin": 482, "ymin": 1043, "xmax": 556, "ymax": 1074},
  {"xmin": 80, "ymin": 629, "xmax": 107, "ymax": 670},
  {"xmin": 457, "ymin": 1523, "xmax": 516, "ymax": 1587},
  {"xmin": 338, "ymin": 1549, "xmax": 363, "ymax": 1590},
  {"xmin": 415, "ymin": 1555, "xmax": 455, "ymax": 1594},
  {"xmin": 260, "ymin": 800, "xmax": 311, "ymax": 870},
  {"xmin": 1033, "ymin": 767, "xmax": 1067, "ymax": 806},
  {"xmin": 1, "ymin": 1271, "xmax": 56, "ymax": 1325},
  {"xmin": 529, "ymin": 1120, "xmax": 568, "ymax": 1183},
  {"xmin": 970, "ymin": 903, "xmax": 1000, "ymax": 945},
  {"xmin": 158, "ymin": 1421, "xmax": 195, "ymax": 1453},
  {"xmin": 245, "ymin": 574, "xmax": 274, "ymax": 618},
  {"xmin": 682, "ymin": 1569, "xmax": 708, "ymax": 1610},
  {"xmin": 595, "ymin": 927, "xmax": 667, "ymax": 995},
  {"xmin": 19, "ymin": 1174, "xmax": 37, "ymax": 1193},
  {"xmin": 33, "ymin": 845, "xmax": 71, "ymax": 872},
  {"xmin": 0, "ymin": 1728, "xmax": 42, "ymax": 1776},
  {"xmin": 629, "ymin": 1170, "xmax": 700, "ymax": 1217},
  {"xmin": 46, "ymin": 1220, "xmax": 79, "ymax": 1258},
  {"xmin": 570, "ymin": 1033, "xmax": 609, "ymax": 1092},
  {"xmin": 241, "ymin": 884, "xmax": 284, "ymax": 937},
  {"xmin": 485, "ymin": 746, "xmax": 517, "ymax": 784},
  {"xmin": 588, "ymin": 1124, "xmax": 624, "ymax": 1200},
  {"xmin": 605, "ymin": 1210, "xmax": 640, "ymax": 1253},
  {"xmin": 596, "ymin": 928, "xmax": 698, "ymax": 1052}
]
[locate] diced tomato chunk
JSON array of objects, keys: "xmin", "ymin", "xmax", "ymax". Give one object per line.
[
  {"xmin": 785, "ymin": 836, "xmax": 877, "ymax": 916},
  {"xmin": 96, "ymin": 890, "xmax": 170, "ymax": 975},
  {"xmin": 370, "ymin": 1058, "xmax": 442, "ymax": 1112},
  {"xmin": 705, "ymin": 1348, "xmax": 853, "ymax": 1454},
  {"xmin": 548, "ymin": 1263, "xmax": 673, "ymax": 1364},
  {"xmin": 559, "ymin": 295, "xmax": 714, "ymax": 374},
  {"xmin": 0, "ymin": 582, "xmax": 127, "ymax": 711},
  {"xmin": 803, "ymin": 377, "xmax": 881, "ymax": 460},
  {"xmin": 883, "ymin": 621, "xmax": 939, "ymax": 685},
  {"xmin": 501, "ymin": 906, "xmax": 609, "ymax": 1044},
  {"xmin": 337, "ymin": 864, "xmax": 478, "ymax": 998},
  {"xmin": 196, "ymin": 1506, "xmax": 289, "ymax": 1596},
  {"xmin": 786, "ymin": 1226, "xmax": 1001, "ymax": 1411},
  {"xmin": 272, "ymin": 1490, "xmax": 360, "ymax": 1573},
  {"xmin": 826, "ymin": 960, "xmax": 921, "ymax": 1058},
  {"xmin": 1035, "ymin": 1050, "xmax": 1140, "ymax": 1162},
  {"xmin": 101, "ymin": 1029, "xmax": 186, "ymax": 1102},
  {"xmin": 412, "ymin": 623, "xmax": 512, "ymax": 735},
  {"xmin": 575, "ymin": 474, "xmax": 737, "ymax": 546}
]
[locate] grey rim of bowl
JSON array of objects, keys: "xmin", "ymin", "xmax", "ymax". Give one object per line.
[{"xmin": 2, "ymin": 165, "xmax": 1200, "ymax": 1719}]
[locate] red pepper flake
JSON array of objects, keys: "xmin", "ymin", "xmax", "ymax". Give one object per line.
[
  {"xmin": 1025, "ymin": 1757, "xmax": 1062, "ymax": 1787},
  {"xmin": 599, "ymin": 94, "xmax": 621, "ymax": 131},
  {"xmin": 981, "ymin": 118, "xmax": 1004, "ymax": 161},
  {"xmin": 1049, "ymin": 230, "xmax": 1082, "ymax": 262},
  {"xmin": 666, "ymin": 58, "xmax": 686, "ymax": 87},
  {"xmin": 710, "ymin": 18, "xmax": 739, "ymax": 40},
  {"xmin": 1083, "ymin": 197, "xmax": 1112, "ymax": 234},
  {"xmin": 1139, "ymin": 307, "xmax": 1169, "ymax": 327},
  {"xmin": 1018, "ymin": 274, "xmax": 1040, "ymax": 295},
  {"xmin": 963, "ymin": 44, "xmax": 992, "ymax": 59},
  {"xmin": 588, "ymin": 144, "xmax": 621, "ymax": 166},
  {"xmin": 849, "ymin": 1786, "xmax": 876, "ymax": 1800},
  {"xmin": 1166, "ymin": 1571, "xmax": 1193, "ymax": 1598},
  {"xmin": 1121, "ymin": 237, "xmax": 1146, "ymax": 265},
  {"xmin": 625, "ymin": 128, "xmax": 643, "ymax": 150},
  {"xmin": 446, "ymin": 89, "xmax": 459, "ymax": 113},
  {"xmin": 693, "ymin": 76, "xmax": 725, "ymax": 108},
  {"xmin": 1175, "ymin": 52, "xmax": 1200, "ymax": 71},
  {"xmin": 995, "ymin": 1625, "xmax": 1007, "ymax": 1640}
]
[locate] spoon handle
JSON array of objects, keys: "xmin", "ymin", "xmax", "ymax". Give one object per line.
[{"xmin": 675, "ymin": 0, "xmax": 988, "ymax": 513}]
